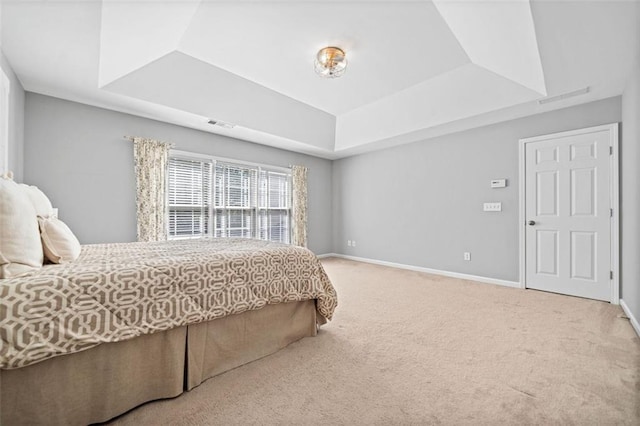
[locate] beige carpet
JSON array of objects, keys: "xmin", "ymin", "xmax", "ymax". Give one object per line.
[{"xmin": 111, "ymin": 258, "xmax": 640, "ymax": 425}]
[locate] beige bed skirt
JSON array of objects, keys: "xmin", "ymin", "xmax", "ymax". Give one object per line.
[
  {"xmin": 0, "ymin": 300, "xmax": 317, "ymax": 426},
  {"xmin": 186, "ymin": 299, "xmax": 318, "ymax": 391}
]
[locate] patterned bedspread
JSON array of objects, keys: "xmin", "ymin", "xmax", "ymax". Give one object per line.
[{"xmin": 0, "ymin": 238, "xmax": 337, "ymax": 370}]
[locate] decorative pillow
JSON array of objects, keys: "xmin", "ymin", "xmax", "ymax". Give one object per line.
[
  {"xmin": 0, "ymin": 177, "xmax": 44, "ymax": 278},
  {"xmin": 38, "ymin": 216, "xmax": 81, "ymax": 264},
  {"xmin": 19, "ymin": 184, "xmax": 54, "ymax": 218}
]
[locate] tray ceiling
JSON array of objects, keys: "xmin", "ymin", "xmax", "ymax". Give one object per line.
[{"xmin": 1, "ymin": 1, "xmax": 637, "ymax": 158}]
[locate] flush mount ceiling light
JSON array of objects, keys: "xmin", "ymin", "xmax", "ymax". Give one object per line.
[{"xmin": 314, "ymin": 46, "xmax": 347, "ymax": 78}]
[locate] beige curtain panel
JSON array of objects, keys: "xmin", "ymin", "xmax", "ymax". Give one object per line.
[
  {"xmin": 133, "ymin": 137, "xmax": 171, "ymax": 242},
  {"xmin": 291, "ymin": 165, "xmax": 308, "ymax": 247}
]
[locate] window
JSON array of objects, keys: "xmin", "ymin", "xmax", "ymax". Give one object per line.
[
  {"xmin": 168, "ymin": 157, "xmax": 212, "ymax": 238},
  {"xmin": 168, "ymin": 153, "xmax": 291, "ymax": 244}
]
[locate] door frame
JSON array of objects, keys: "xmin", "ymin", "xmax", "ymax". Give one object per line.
[
  {"xmin": 0, "ymin": 67, "xmax": 10, "ymax": 175},
  {"xmin": 518, "ymin": 123, "xmax": 619, "ymax": 304}
]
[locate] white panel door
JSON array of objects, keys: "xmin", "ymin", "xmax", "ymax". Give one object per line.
[{"xmin": 524, "ymin": 126, "xmax": 614, "ymax": 301}]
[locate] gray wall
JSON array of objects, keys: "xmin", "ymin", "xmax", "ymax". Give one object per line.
[
  {"xmin": 332, "ymin": 97, "xmax": 622, "ymax": 282},
  {"xmin": 20, "ymin": 91, "xmax": 636, "ymax": 306},
  {"xmin": 23, "ymin": 93, "xmax": 333, "ymax": 254},
  {"xmin": 621, "ymin": 31, "xmax": 640, "ymax": 322},
  {"xmin": 1, "ymin": 50, "xmax": 25, "ymax": 181}
]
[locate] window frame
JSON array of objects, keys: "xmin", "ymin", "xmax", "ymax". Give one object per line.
[
  {"xmin": 167, "ymin": 154, "xmax": 213, "ymax": 239},
  {"xmin": 167, "ymin": 149, "xmax": 292, "ymax": 243}
]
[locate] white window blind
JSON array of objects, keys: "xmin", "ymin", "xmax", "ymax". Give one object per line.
[
  {"xmin": 168, "ymin": 157, "xmax": 213, "ymax": 238},
  {"xmin": 257, "ymin": 169, "xmax": 290, "ymax": 243},
  {"xmin": 214, "ymin": 162, "xmax": 256, "ymax": 239},
  {"xmin": 168, "ymin": 154, "xmax": 291, "ymax": 244}
]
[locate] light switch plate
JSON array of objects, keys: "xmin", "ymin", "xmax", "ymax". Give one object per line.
[{"xmin": 483, "ymin": 202, "xmax": 502, "ymax": 212}]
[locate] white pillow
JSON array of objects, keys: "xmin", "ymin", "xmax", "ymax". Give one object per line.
[
  {"xmin": 19, "ymin": 184, "xmax": 54, "ymax": 218},
  {"xmin": 38, "ymin": 216, "xmax": 81, "ymax": 264},
  {"xmin": 0, "ymin": 178, "xmax": 44, "ymax": 278}
]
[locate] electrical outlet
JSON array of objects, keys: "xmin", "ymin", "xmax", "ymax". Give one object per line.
[
  {"xmin": 483, "ymin": 202, "xmax": 502, "ymax": 212},
  {"xmin": 347, "ymin": 240, "xmax": 352, "ymax": 247},
  {"xmin": 352, "ymin": 241, "xmax": 356, "ymax": 247},
  {"xmin": 464, "ymin": 252, "xmax": 471, "ymax": 261}
]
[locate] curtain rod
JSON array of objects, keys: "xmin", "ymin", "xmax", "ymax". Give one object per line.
[
  {"xmin": 123, "ymin": 136, "xmax": 175, "ymax": 147},
  {"xmin": 130, "ymin": 139, "xmax": 303, "ymax": 170},
  {"xmin": 171, "ymin": 149, "xmax": 293, "ymax": 172}
]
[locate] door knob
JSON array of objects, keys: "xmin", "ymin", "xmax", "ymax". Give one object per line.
[{"xmin": 528, "ymin": 220, "xmax": 536, "ymax": 226}]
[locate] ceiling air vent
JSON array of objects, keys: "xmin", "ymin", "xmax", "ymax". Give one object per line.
[
  {"xmin": 207, "ymin": 119, "xmax": 236, "ymax": 129},
  {"xmin": 538, "ymin": 87, "xmax": 590, "ymax": 105}
]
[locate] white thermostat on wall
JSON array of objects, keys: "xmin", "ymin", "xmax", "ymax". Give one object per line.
[{"xmin": 490, "ymin": 179, "xmax": 507, "ymax": 188}]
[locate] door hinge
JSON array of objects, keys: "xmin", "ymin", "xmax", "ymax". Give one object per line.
[
  {"xmin": 610, "ymin": 270, "xmax": 614, "ymax": 280},
  {"xmin": 610, "ymin": 208, "xmax": 613, "ymax": 217},
  {"xmin": 610, "ymin": 146, "xmax": 613, "ymax": 155}
]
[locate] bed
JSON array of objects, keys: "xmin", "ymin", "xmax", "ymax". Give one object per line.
[{"xmin": 0, "ymin": 238, "xmax": 337, "ymax": 425}]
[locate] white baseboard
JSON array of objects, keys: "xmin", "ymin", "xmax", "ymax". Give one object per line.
[
  {"xmin": 620, "ymin": 299, "xmax": 640, "ymax": 337},
  {"xmin": 320, "ymin": 253, "xmax": 521, "ymax": 289},
  {"xmin": 316, "ymin": 253, "xmax": 337, "ymax": 259},
  {"xmin": 320, "ymin": 253, "xmax": 638, "ymax": 336}
]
